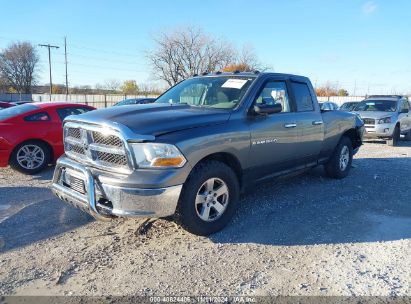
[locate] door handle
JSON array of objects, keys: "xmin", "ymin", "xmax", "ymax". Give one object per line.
[
  {"xmin": 312, "ymin": 120, "xmax": 323, "ymax": 125},
  {"xmin": 284, "ymin": 123, "xmax": 297, "ymax": 128}
]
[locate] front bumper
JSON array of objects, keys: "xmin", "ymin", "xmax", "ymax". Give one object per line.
[
  {"xmin": 51, "ymin": 156, "xmax": 182, "ymax": 220},
  {"xmin": 363, "ymin": 123, "xmax": 395, "ymax": 138}
]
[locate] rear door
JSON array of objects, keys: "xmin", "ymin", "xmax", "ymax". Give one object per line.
[
  {"xmin": 248, "ymin": 79, "xmax": 301, "ymax": 179},
  {"xmin": 289, "ymin": 80, "xmax": 324, "ymax": 163}
]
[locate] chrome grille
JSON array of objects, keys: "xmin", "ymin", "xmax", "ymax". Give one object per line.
[
  {"xmin": 96, "ymin": 151, "xmax": 127, "ymax": 166},
  {"xmin": 69, "ymin": 144, "xmax": 85, "ymax": 155},
  {"xmin": 68, "ymin": 175, "xmax": 85, "ymax": 194},
  {"xmin": 64, "ymin": 123, "xmax": 130, "ymax": 171},
  {"xmin": 92, "ymin": 132, "xmax": 123, "ymax": 147},
  {"xmin": 67, "ymin": 127, "xmax": 81, "ymax": 139},
  {"xmin": 363, "ymin": 118, "xmax": 375, "ymax": 125}
]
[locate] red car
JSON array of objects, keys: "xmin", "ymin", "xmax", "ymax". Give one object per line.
[
  {"xmin": 0, "ymin": 101, "xmax": 16, "ymax": 109},
  {"xmin": 0, "ymin": 102, "xmax": 95, "ymax": 174}
]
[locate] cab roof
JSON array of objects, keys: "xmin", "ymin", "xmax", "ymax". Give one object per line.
[{"xmin": 193, "ymin": 71, "xmax": 309, "ymax": 82}]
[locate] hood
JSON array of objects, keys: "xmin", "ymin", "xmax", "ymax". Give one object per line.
[
  {"xmin": 65, "ymin": 103, "xmax": 231, "ymax": 136},
  {"xmin": 354, "ymin": 111, "xmax": 396, "ymax": 120}
]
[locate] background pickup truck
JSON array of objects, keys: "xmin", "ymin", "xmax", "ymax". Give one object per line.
[{"xmin": 52, "ymin": 72, "xmax": 364, "ymax": 235}]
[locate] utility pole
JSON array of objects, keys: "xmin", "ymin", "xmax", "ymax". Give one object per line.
[
  {"xmin": 64, "ymin": 37, "xmax": 69, "ymax": 95},
  {"xmin": 39, "ymin": 43, "xmax": 59, "ymax": 100},
  {"xmin": 353, "ymin": 80, "xmax": 357, "ymax": 96}
]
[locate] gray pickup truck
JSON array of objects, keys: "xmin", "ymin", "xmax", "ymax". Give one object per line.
[{"xmin": 52, "ymin": 72, "xmax": 364, "ymax": 235}]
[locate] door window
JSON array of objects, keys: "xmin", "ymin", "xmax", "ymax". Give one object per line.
[
  {"xmin": 56, "ymin": 107, "xmax": 92, "ymax": 121},
  {"xmin": 255, "ymin": 81, "xmax": 291, "ymax": 112}
]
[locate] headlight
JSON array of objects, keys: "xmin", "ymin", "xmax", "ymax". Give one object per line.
[
  {"xmin": 377, "ymin": 117, "xmax": 392, "ymax": 124},
  {"xmin": 130, "ymin": 143, "xmax": 186, "ymax": 168}
]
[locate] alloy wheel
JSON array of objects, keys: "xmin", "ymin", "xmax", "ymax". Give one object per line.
[{"xmin": 195, "ymin": 177, "xmax": 229, "ymax": 222}]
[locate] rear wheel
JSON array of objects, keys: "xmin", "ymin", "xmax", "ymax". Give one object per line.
[
  {"xmin": 325, "ymin": 136, "xmax": 353, "ymax": 179},
  {"xmin": 175, "ymin": 160, "xmax": 239, "ymax": 236},
  {"xmin": 387, "ymin": 125, "xmax": 400, "ymax": 146},
  {"xmin": 9, "ymin": 140, "xmax": 51, "ymax": 174}
]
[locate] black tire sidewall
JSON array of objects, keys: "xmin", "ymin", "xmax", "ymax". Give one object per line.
[
  {"xmin": 387, "ymin": 125, "xmax": 400, "ymax": 146},
  {"xmin": 176, "ymin": 161, "xmax": 239, "ymax": 236},
  {"xmin": 325, "ymin": 137, "xmax": 353, "ymax": 179},
  {"xmin": 10, "ymin": 141, "xmax": 50, "ymax": 174}
]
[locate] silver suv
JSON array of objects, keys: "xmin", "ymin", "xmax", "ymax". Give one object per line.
[{"xmin": 354, "ymin": 95, "xmax": 411, "ymax": 146}]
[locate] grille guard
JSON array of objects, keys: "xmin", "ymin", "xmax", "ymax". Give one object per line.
[{"xmin": 52, "ymin": 157, "xmax": 110, "ymax": 221}]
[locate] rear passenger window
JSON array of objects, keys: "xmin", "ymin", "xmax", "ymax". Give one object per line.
[
  {"xmin": 24, "ymin": 112, "xmax": 50, "ymax": 121},
  {"xmin": 291, "ymin": 82, "xmax": 314, "ymax": 112}
]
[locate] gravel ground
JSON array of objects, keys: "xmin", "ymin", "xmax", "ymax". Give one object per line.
[{"xmin": 0, "ymin": 141, "xmax": 410, "ymax": 296}]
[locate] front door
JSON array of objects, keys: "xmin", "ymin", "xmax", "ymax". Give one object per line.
[{"xmin": 248, "ymin": 80, "xmax": 301, "ymax": 180}]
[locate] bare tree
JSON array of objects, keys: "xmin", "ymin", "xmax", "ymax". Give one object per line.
[
  {"xmin": 232, "ymin": 45, "xmax": 265, "ymax": 71},
  {"xmin": 0, "ymin": 75, "xmax": 8, "ymax": 93},
  {"xmin": 0, "ymin": 42, "xmax": 39, "ymax": 93},
  {"xmin": 148, "ymin": 27, "xmax": 236, "ymax": 86},
  {"xmin": 103, "ymin": 79, "xmax": 120, "ymax": 93},
  {"xmin": 138, "ymin": 82, "xmax": 163, "ymax": 95}
]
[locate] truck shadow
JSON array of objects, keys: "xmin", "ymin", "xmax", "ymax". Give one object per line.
[
  {"xmin": 211, "ymin": 157, "xmax": 411, "ymax": 245},
  {"xmin": 0, "ymin": 186, "xmax": 93, "ymax": 253},
  {"xmin": 364, "ymin": 139, "xmax": 411, "ymax": 147}
]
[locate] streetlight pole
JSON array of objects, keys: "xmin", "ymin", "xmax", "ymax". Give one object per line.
[{"xmin": 39, "ymin": 44, "xmax": 59, "ymax": 100}]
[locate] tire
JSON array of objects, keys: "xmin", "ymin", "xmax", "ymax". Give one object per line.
[
  {"xmin": 404, "ymin": 129, "xmax": 411, "ymax": 141},
  {"xmin": 325, "ymin": 136, "xmax": 353, "ymax": 179},
  {"xmin": 387, "ymin": 125, "xmax": 400, "ymax": 146},
  {"xmin": 175, "ymin": 160, "xmax": 240, "ymax": 236},
  {"xmin": 9, "ymin": 140, "xmax": 51, "ymax": 174}
]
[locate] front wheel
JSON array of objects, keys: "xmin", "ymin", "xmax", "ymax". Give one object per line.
[
  {"xmin": 175, "ymin": 160, "xmax": 240, "ymax": 236},
  {"xmin": 325, "ymin": 136, "xmax": 353, "ymax": 179},
  {"xmin": 387, "ymin": 125, "xmax": 400, "ymax": 146}
]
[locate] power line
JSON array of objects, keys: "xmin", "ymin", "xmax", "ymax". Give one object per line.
[
  {"xmin": 70, "ymin": 43, "xmax": 139, "ymax": 58},
  {"xmin": 38, "ymin": 43, "xmax": 60, "ymax": 99}
]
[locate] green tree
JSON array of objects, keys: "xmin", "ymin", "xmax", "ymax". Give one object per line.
[
  {"xmin": 337, "ymin": 89, "xmax": 349, "ymax": 96},
  {"xmin": 121, "ymin": 80, "xmax": 139, "ymax": 94}
]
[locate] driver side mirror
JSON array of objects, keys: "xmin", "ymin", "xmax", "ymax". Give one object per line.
[{"xmin": 254, "ymin": 103, "xmax": 282, "ymax": 115}]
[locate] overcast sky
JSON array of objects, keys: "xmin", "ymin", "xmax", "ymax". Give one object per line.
[{"xmin": 1, "ymin": 0, "xmax": 410, "ymax": 95}]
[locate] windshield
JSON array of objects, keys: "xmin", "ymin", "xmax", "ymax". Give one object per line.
[
  {"xmin": 155, "ymin": 76, "xmax": 255, "ymax": 109},
  {"xmin": 0, "ymin": 104, "xmax": 38, "ymax": 121},
  {"xmin": 354, "ymin": 100, "xmax": 397, "ymax": 112},
  {"xmin": 115, "ymin": 99, "xmax": 136, "ymax": 106}
]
